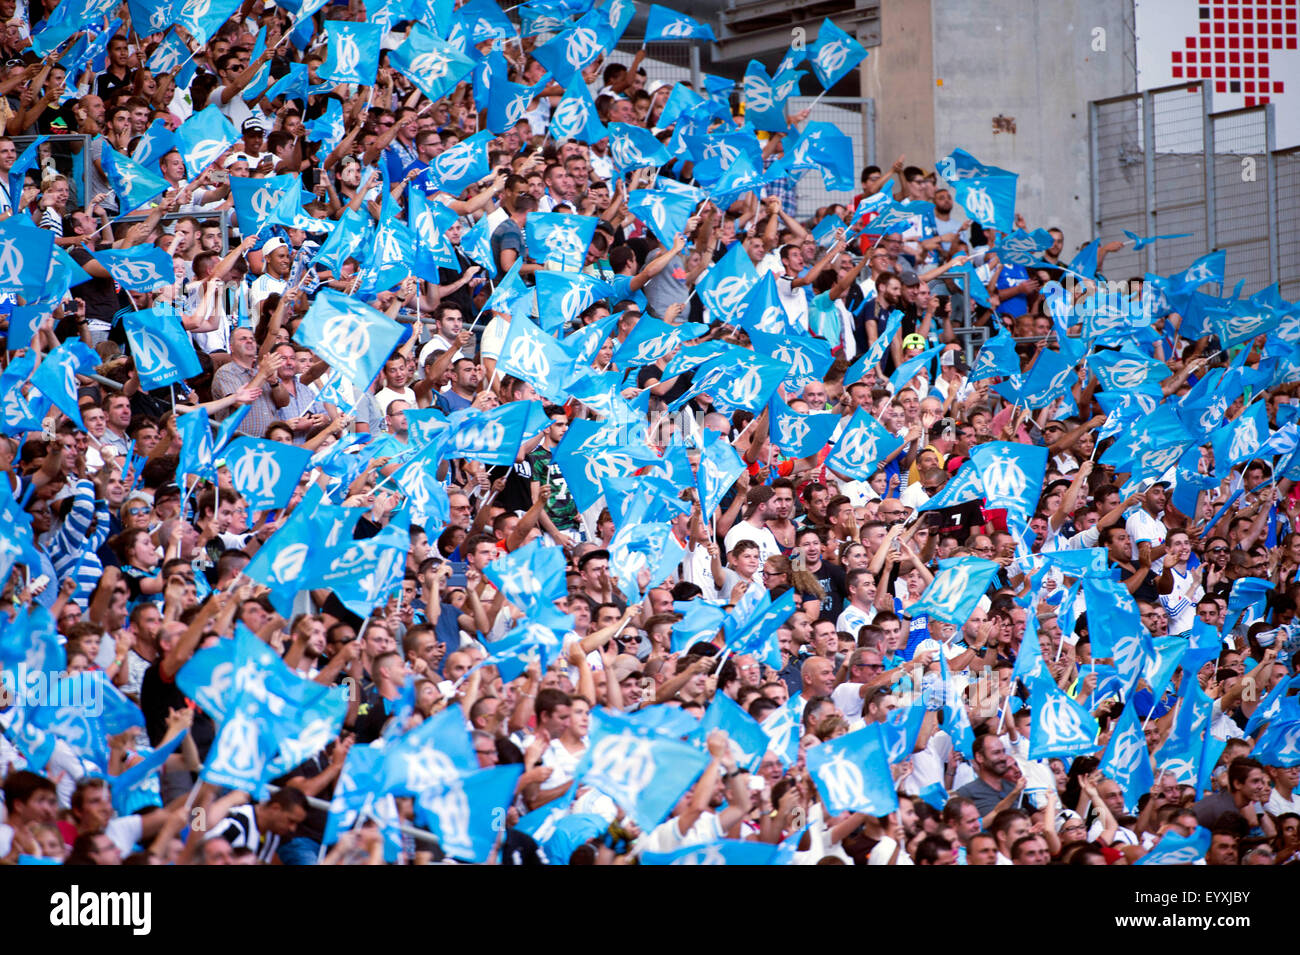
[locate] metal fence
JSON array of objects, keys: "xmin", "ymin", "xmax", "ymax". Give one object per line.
[
  {"xmin": 12, "ymin": 133, "xmax": 92, "ymax": 209},
  {"xmin": 1089, "ymin": 81, "xmax": 1289, "ymax": 297},
  {"xmin": 788, "ymin": 95, "xmax": 876, "ymax": 222}
]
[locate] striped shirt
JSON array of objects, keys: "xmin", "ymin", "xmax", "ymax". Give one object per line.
[
  {"xmin": 206, "ymin": 804, "xmax": 281, "ymax": 863},
  {"xmin": 48, "ymin": 479, "xmax": 110, "ymax": 607}
]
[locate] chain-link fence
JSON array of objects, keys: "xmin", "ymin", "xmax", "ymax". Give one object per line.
[
  {"xmin": 1090, "ymin": 83, "xmax": 1287, "ymax": 297},
  {"xmin": 787, "ymin": 96, "xmax": 875, "ymax": 222},
  {"xmin": 1278, "ymin": 147, "xmax": 1300, "ymax": 305}
]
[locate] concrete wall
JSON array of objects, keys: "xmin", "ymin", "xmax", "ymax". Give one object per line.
[
  {"xmin": 930, "ymin": 0, "xmax": 1133, "ymax": 251},
  {"xmin": 861, "ymin": 0, "xmax": 936, "ymax": 180}
]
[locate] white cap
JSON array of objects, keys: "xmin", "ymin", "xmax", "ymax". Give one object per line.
[{"xmin": 261, "ymin": 237, "xmax": 288, "ymax": 255}]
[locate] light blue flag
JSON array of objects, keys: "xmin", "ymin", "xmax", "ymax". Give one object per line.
[
  {"xmin": 525, "ymin": 212, "xmax": 597, "ymax": 271},
  {"xmin": 611, "ymin": 313, "xmax": 695, "ymax": 367},
  {"xmin": 644, "ymin": 3, "xmax": 715, "ymax": 41},
  {"xmin": 768, "ymin": 393, "xmax": 837, "ymax": 458},
  {"xmin": 200, "ymin": 688, "xmax": 280, "ymax": 797},
  {"xmin": 242, "ymin": 496, "xmax": 362, "ymax": 602},
  {"xmin": 968, "ymin": 326, "xmax": 1019, "ymax": 381},
  {"xmin": 30, "ymin": 672, "xmax": 140, "ymax": 770},
  {"xmin": 742, "ymin": 60, "xmax": 798, "ymax": 133},
  {"xmin": 361, "ymin": 216, "xmax": 415, "ymax": 294},
  {"xmin": 488, "ymin": 75, "xmax": 549, "ymax": 135},
  {"xmin": 1244, "ymin": 673, "xmax": 1300, "ymax": 737},
  {"xmin": 92, "ymin": 245, "xmax": 176, "ymax": 292},
  {"xmin": 1134, "ymin": 825, "xmax": 1212, "ymax": 865},
  {"xmin": 697, "ymin": 242, "xmax": 760, "ymax": 324},
  {"xmin": 122, "ymin": 305, "xmax": 201, "ymax": 389},
  {"xmin": 805, "ymin": 723, "xmax": 897, "ymax": 816},
  {"xmin": 695, "ymin": 692, "xmax": 768, "ymax": 773},
  {"xmin": 756, "ymin": 698, "xmax": 799, "ymax": 767},
  {"xmin": 484, "ymin": 535, "xmax": 568, "ymax": 612},
  {"xmin": 0, "ymin": 217, "xmax": 53, "ymax": 295},
  {"xmin": 531, "ymin": 21, "xmax": 607, "ymax": 86},
  {"xmin": 748, "ymin": 329, "xmax": 833, "ymax": 393},
  {"xmin": 1123, "ymin": 229, "xmax": 1194, "ymax": 251},
  {"xmin": 888, "ymin": 342, "xmax": 946, "ymax": 393},
  {"xmin": 1252, "ymin": 718, "xmax": 1300, "ymax": 768},
  {"xmin": 657, "ymin": 82, "xmax": 708, "ymax": 130},
  {"xmin": 175, "ymin": 407, "xmax": 216, "ymax": 483},
  {"xmin": 478, "ymin": 611, "xmax": 574, "ymax": 683},
  {"xmin": 825, "ymin": 408, "xmax": 903, "ymax": 480},
  {"xmin": 130, "ymin": 119, "xmax": 177, "ymax": 173},
  {"xmin": 304, "ymin": 97, "xmax": 345, "ymax": 154},
  {"xmin": 30, "ymin": 340, "xmax": 98, "ymax": 428},
  {"xmin": 443, "ymin": 400, "xmax": 549, "ymax": 467},
  {"xmin": 844, "ymin": 309, "xmax": 904, "ymax": 384},
  {"xmin": 408, "ymin": 188, "xmax": 460, "ymax": 275},
  {"xmin": 627, "ymin": 189, "xmax": 694, "ymax": 250},
  {"xmin": 969, "ymin": 442, "xmax": 1046, "ymax": 520},
  {"xmin": 952, "ymin": 173, "xmax": 1018, "ymax": 235},
  {"xmin": 230, "ymin": 173, "xmax": 296, "ymax": 236},
  {"xmin": 549, "ymin": 81, "xmax": 606, "ymax": 143},
  {"xmin": 993, "ymin": 345, "xmax": 1076, "ymax": 408},
  {"xmin": 806, "ymin": 17, "xmax": 868, "ymax": 88},
  {"xmin": 732, "ymin": 271, "xmax": 799, "ymax": 335},
  {"xmin": 533, "ymin": 270, "xmax": 611, "ymax": 334},
  {"xmin": 1210, "ymin": 400, "xmax": 1268, "ymax": 471},
  {"xmin": 1087, "ymin": 349, "xmax": 1170, "ymax": 393},
  {"xmin": 917, "ymin": 459, "xmax": 984, "ymax": 513},
  {"xmin": 499, "ymin": 317, "xmax": 577, "ymax": 400},
  {"xmin": 174, "ymin": 0, "xmax": 240, "ymax": 42},
  {"xmin": 390, "ymin": 23, "xmax": 476, "ymax": 102},
  {"xmin": 313, "ymin": 207, "xmax": 372, "ymax": 275},
  {"xmin": 1210, "ymin": 301, "xmax": 1282, "ymax": 350},
  {"xmin": 1027, "ymin": 679, "xmax": 1099, "ymax": 759},
  {"xmin": 264, "ymin": 61, "xmax": 310, "ymax": 105},
  {"xmin": 909, "ymin": 556, "xmax": 1001, "ymax": 626},
  {"xmin": 221, "ymin": 437, "xmax": 313, "ymax": 511},
  {"xmin": 879, "ymin": 699, "xmax": 926, "ymax": 764},
  {"xmin": 683, "ymin": 350, "xmax": 787, "ymax": 415},
  {"xmin": 320, "ymin": 19, "xmax": 383, "ymax": 85},
  {"xmin": 787, "ymin": 122, "xmax": 855, "ymax": 191},
  {"xmin": 642, "ymin": 840, "xmax": 783, "ymax": 865},
  {"xmin": 324, "ymin": 521, "xmax": 410, "ymax": 618},
  {"xmin": 608, "ymin": 520, "xmax": 686, "ymax": 602},
  {"xmin": 415, "ymin": 764, "xmax": 524, "ymax": 862},
  {"xmin": 993, "ymin": 228, "xmax": 1055, "ymax": 266},
  {"xmin": 425, "ymin": 130, "xmax": 492, "ymax": 196},
  {"xmin": 1098, "ymin": 702, "xmax": 1155, "ymax": 812},
  {"xmin": 295, "ymin": 288, "xmax": 405, "ymax": 390},
  {"xmin": 1142, "ymin": 636, "xmax": 1188, "ymax": 702},
  {"xmin": 671, "ymin": 599, "xmax": 725, "ymax": 654},
  {"xmin": 381, "ymin": 704, "xmax": 479, "ymax": 796},
  {"xmin": 1169, "ymin": 249, "xmax": 1226, "ymax": 293},
  {"xmin": 606, "ymin": 122, "xmax": 672, "ymax": 173},
  {"xmin": 100, "ymin": 138, "xmax": 169, "ymax": 215},
  {"xmin": 265, "ymin": 175, "xmax": 336, "ymax": 234},
  {"xmin": 575, "ymin": 729, "xmax": 711, "ymax": 830},
  {"xmin": 726, "ymin": 590, "xmax": 796, "ymax": 671},
  {"xmin": 696, "ymin": 430, "xmax": 745, "ymax": 517},
  {"xmin": 174, "ymin": 104, "xmax": 238, "ymax": 179}
]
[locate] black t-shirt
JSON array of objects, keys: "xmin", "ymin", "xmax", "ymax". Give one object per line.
[
  {"xmin": 808, "ymin": 561, "xmax": 847, "ymax": 622},
  {"xmin": 140, "ymin": 662, "xmax": 216, "ymax": 758},
  {"xmin": 70, "ymin": 245, "xmax": 125, "ymax": 324},
  {"xmin": 493, "ymin": 458, "xmax": 534, "ymax": 515},
  {"xmin": 637, "ymin": 362, "xmax": 694, "ymax": 408}
]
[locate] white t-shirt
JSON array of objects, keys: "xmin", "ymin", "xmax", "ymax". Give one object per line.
[
  {"xmin": 374, "ymin": 386, "xmax": 417, "ymax": 417},
  {"xmin": 831, "ymin": 682, "xmax": 866, "ymax": 719},
  {"xmin": 723, "ymin": 521, "xmax": 781, "ymax": 565},
  {"xmin": 640, "ymin": 811, "xmax": 724, "ymax": 854},
  {"xmin": 836, "ymin": 603, "xmax": 875, "ymax": 637},
  {"xmin": 1126, "ymin": 508, "xmax": 1167, "ymax": 573},
  {"xmin": 104, "ymin": 814, "xmax": 145, "ymax": 856},
  {"xmin": 1266, "ymin": 789, "xmax": 1300, "ymax": 818},
  {"xmin": 540, "ymin": 738, "xmax": 586, "ymax": 789}
]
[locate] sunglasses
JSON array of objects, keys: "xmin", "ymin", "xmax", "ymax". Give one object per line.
[{"xmin": 126, "ymin": 506, "xmax": 151, "ymax": 516}]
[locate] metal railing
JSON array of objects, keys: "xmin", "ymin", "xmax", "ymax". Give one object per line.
[
  {"xmin": 12, "ymin": 133, "xmax": 92, "ymax": 210},
  {"xmin": 1089, "ymin": 82, "xmax": 1288, "ymax": 296}
]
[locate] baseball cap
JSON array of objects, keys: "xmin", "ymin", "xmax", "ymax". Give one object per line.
[
  {"xmin": 242, "ymin": 117, "xmax": 267, "ymax": 133},
  {"xmin": 261, "ymin": 237, "xmax": 288, "ymax": 256},
  {"xmin": 609, "ymin": 654, "xmax": 643, "ymax": 683},
  {"xmin": 221, "ymin": 152, "xmax": 250, "ymax": 168},
  {"xmin": 898, "ymin": 266, "xmax": 921, "ymax": 287},
  {"xmin": 902, "ymin": 333, "xmax": 927, "ymax": 350}
]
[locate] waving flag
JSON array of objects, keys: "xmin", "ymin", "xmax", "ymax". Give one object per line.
[
  {"xmin": 1135, "ymin": 826, "xmax": 1212, "ymax": 866},
  {"xmin": 768, "ymin": 394, "xmax": 837, "ymax": 458},
  {"xmin": 549, "ymin": 81, "xmax": 607, "ymax": 143},
  {"xmin": 1210, "ymin": 401, "xmax": 1268, "ymax": 470},
  {"xmin": 627, "ymin": 189, "xmax": 695, "ymax": 250},
  {"xmin": 742, "ymin": 60, "xmax": 798, "ymax": 132},
  {"xmin": 295, "ymin": 288, "xmax": 405, "ymax": 390},
  {"xmin": 175, "ymin": 408, "xmax": 217, "ymax": 483},
  {"xmin": 806, "ymin": 17, "xmax": 868, "ymax": 88},
  {"xmin": 122, "ymin": 306, "xmax": 202, "ymax": 389},
  {"xmin": 231, "ymin": 174, "xmax": 296, "ymax": 236},
  {"xmin": 1098, "ymin": 703, "xmax": 1155, "ymax": 812},
  {"xmin": 696, "ymin": 242, "xmax": 760, "ymax": 325},
  {"xmin": 320, "ymin": 19, "xmax": 383, "ymax": 86},
  {"xmin": 826, "ymin": 408, "xmax": 902, "ymax": 480},
  {"xmin": 389, "ymin": 23, "xmax": 475, "ymax": 102},
  {"xmin": 495, "ymin": 317, "xmax": 575, "ymax": 402},
  {"xmin": 30, "ymin": 340, "xmax": 98, "ymax": 428},
  {"xmin": 174, "ymin": 104, "xmax": 238, "ymax": 179},
  {"xmin": 805, "ymin": 723, "xmax": 897, "ymax": 816},
  {"xmin": 575, "ymin": 727, "xmax": 710, "ymax": 829},
  {"xmin": 644, "ymin": 3, "xmax": 715, "ymax": 41},
  {"xmin": 1168, "ymin": 250, "xmax": 1226, "ymax": 293},
  {"xmin": 408, "ymin": 188, "xmax": 460, "ymax": 275},
  {"xmin": 611, "ymin": 314, "xmax": 695, "ymax": 367},
  {"xmin": 532, "ymin": 21, "xmax": 607, "ymax": 86},
  {"xmin": 915, "ymin": 462, "xmax": 981, "ymax": 516},
  {"xmin": 92, "ymin": 246, "xmax": 176, "ymax": 292},
  {"xmin": 426, "ymin": 130, "xmax": 492, "ymax": 196},
  {"xmin": 908, "ymin": 556, "xmax": 1001, "ymax": 626},
  {"xmin": 969, "ymin": 442, "xmax": 1046, "ymax": 520},
  {"xmin": 1252, "ymin": 718, "xmax": 1300, "ymax": 768},
  {"xmin": 222, "ymin": 437, "xmax": 313, "ymax": 511},
  {"xmin": 748, "ymin": 329, "xmax": 833, "ymax": 392},
  {"xmin": 888, "ymin": 342, "xmax": 945, "ymax": 393},
  {"xmin": 1087, "ymin": 349, "xmax": 1170, "ymax": 393},
  {"xmin": 606, "ymin": 122, "xmax": 672, "ymax": 173},
  {"xmin": 414, "ymin": 764, "xmax": 524, "ymax": 862},
  {"xmin": 643, "ymin": 840, "xmax": 784, "ymax": 865},
  {"xmin": 444, "ymin": 400, "xmax": 549, "ymax": 467},
  {"xmin": 685, "ymin": 351, "xmax": 787, "ymax": 415},
  {"xmin": 951, "ymin": 173, "xmax": 1018, "ymax": 235},
  {"xmin": 695, "ymin": 431, "xmax": 745, "ymax": 517},
  {"xmin": 534, "ymin": 270, "xmax": 611, "ymax": 334},
  {"xmin": 844, "ymin": 309, "xmax": 904, "ymax": 384},
  {"xmin": 130, "ymin": 120, "xmax": 178, "ymax": 174},
  {"xmin": 1027, "ymin": 678, "xmax": 1099, "ymax": 759},
  {"xmin": 101, "ymin": 138, "xmax": 169, "ymax": 214},
  {"xmin": 484, "ymin": 535, "xmax": 568, "ymax": 613},
  {"xmin": 695, "ymin": 692, "xmax": 771, "ymax": 773},
  {"xmin": 0, "ymin": 217, "xmax": 54, "ymax": 294},
  {"xmin": 993, "ymin": 345, "xmax": 1075, "ymax": 407},
  {"xmin": 524, "ymin": 213, "xmax": 597, "ymax": 272},
  {"xmin": 936, "ymin": 147, "xmax": 1015, "ymax": 182}
]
